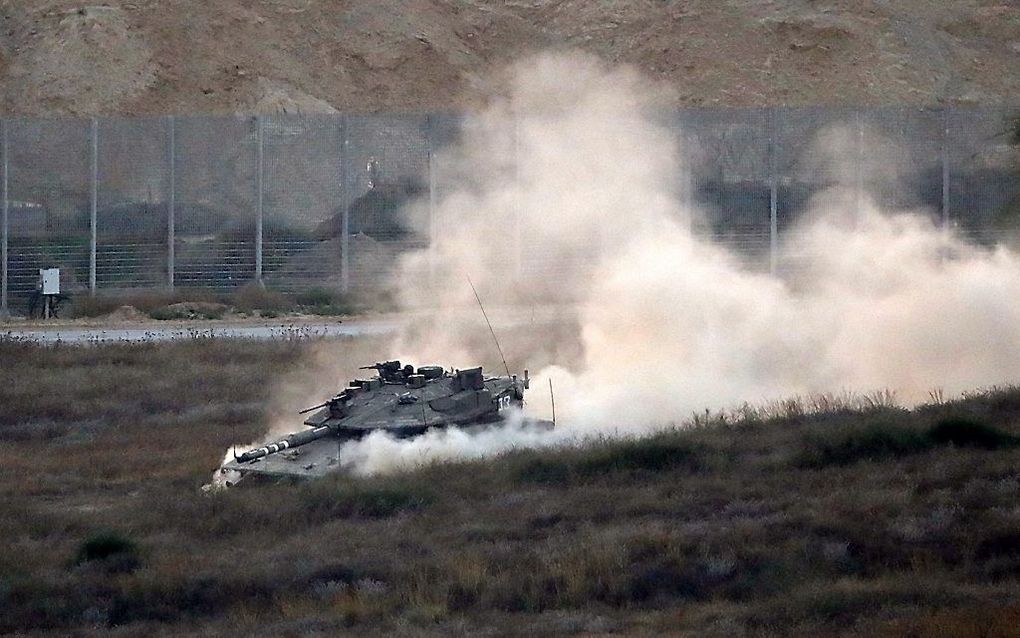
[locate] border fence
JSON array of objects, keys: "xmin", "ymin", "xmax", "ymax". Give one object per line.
[{"xmin": 0, "ymin": 107, "xmax": 1017, "ymax": 315}]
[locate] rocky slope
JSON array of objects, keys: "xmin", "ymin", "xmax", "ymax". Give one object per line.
[{"xmin": 0, "ymin": 0, "xmax": 1017, "ymax": 116}]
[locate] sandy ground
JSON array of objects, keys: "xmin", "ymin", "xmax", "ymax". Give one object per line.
[{"xmin": 0, "ymin": 1, "xmax": 1017, "ymax": 117}]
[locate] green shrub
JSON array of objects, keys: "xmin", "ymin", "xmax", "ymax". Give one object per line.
[
  {"xmin": 299, "ymin": 482, "xmax": 435, "ymax": 521},
  {"xmin": 231, "ymin": 284, "xmax": 290, "ymax": 313},
  {"xmin": 798, "ymin": 424, "xmax": 931, "ymax": 468},
  {"xmin": 303, "ymin": 303, "xmax": 357, "ymax": 316},
  {"xmin": 148, "ymin": 302, "xmax": 227, "ymax": 321},
  {"xmin": 342, "ymin": 487, "xmax": 432, "ymax": 518},
  {"xmin": 147, "ymin": 306, "xmax": 177, "ymax": 320},
  {"xmin": 107, "ymin": 575, "xmax": 272, "ymax": 626},
  {"xmin": 510, "ymin": 438, "xmax": 700, "ymax": 485},
  {"xmin": 511, "ymin": 457, "xmax": 572, "ymax": 487},
  {"xmin": 65, "ymin": 295, "xmax": 124, "ymax": 318},
  {"xmin": 294, "ymin": 287, "xmax": 338, "ymax": 307},
  {"xmin": 575, "ymin": 438, "xmax": 701, "ymax": 477},
  {"xmin": 293, "ymin": 287, "xmax": 357, "ymax": 315},
  {"xmin": 66, "ymin": 290, "xmax": 224, "ymax": 318},
  {"xmin": 73, "ymin": 531, "xmax": 140, "ymax": 573},
  {"xmin": 927, "ymin": 417, "xmax": 1019, "ymax": 450}
]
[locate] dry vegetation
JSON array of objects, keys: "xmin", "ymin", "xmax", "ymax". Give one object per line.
[{"xmin": 1, "ymin": 338, "xmax": 1019, "ymax": 636}]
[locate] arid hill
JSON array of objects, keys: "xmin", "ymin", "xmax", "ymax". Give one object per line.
[{"xmin": 0, "ymin": 0, "xmax": 1017, "ymax": 116}]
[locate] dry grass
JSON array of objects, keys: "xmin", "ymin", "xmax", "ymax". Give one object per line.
[{"xmin": 1, "ymin": 337, "xmax": 1019, "ymax": 635}]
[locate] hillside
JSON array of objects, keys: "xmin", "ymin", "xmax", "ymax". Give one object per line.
[
  {"xmin": 2, "ymin": 337, "xmax": 1019, "ymax": 635},
  {"xmin": 0, "ymin": 0, "xmax": 1017, "ymax": 117}
]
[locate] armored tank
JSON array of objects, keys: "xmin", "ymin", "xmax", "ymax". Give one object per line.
[{"xmin": 221, "ymin": 361, "xmax": 549, "ymax": 480}]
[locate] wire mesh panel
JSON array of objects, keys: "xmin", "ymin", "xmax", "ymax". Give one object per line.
[
  {"xmin": 857, "ymin": 107, "xmax": 945, "ymax": 219},
  {"xmin": 342, "ymin": 114, "xmax": 431, "ymax": 291},
  {"xmin": 425, "ymin": 111, "xmax": 464, "ymax": 218},
  {"xmin": 679, "ymin": 108, "xmax": 770, "ymax": 264},
  {"xmin": 775, "ymin": 106, "xmax": 864, "ymax": 219},
  {"xmin": 416, "ymin": 112, "xmax": 463, "ymax": 287},
  {"xmin": 772, "ymin": 107, "xmax": 861, "ymax": 270},
  {"xmin": 1, "ymin": 108, "xmax": 1018, "ymax": 308},
  {"xmin": 95, "ymin": 117, "xmax": 170, "ymax": 290},
  {"xmin": 948, "ymin": 107, "xmax": 1019, "ymax": 245},
  {"xmin": 173, "ymin": 116, "xmax": 258, "ymax": 290},
  {"xmin": 6, "ymin": 118, "xmax": 91, "ymax": 308},
  {"xmin": 261, "ymin": 114, "xmax": 343, "ymax": 293}
]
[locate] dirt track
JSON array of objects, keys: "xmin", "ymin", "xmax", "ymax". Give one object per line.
[{"xmin": 1, "ymin": 1, "xmax": 1017, "ymax": 116}]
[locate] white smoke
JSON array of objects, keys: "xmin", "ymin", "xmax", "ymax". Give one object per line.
[
  {"xmin": 533, "ymin": 192, "xmax": 1020, "ymax": 432},
  {"xmin": 275, "ymin": 51, "xmax": 1020, "ymax": 475},
  {"xmin": 335, "ymin": 409, "xmax": 572, "ymax": 476}
]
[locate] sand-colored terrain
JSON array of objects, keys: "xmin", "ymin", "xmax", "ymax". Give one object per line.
[{"xmin": 0, "ymin": 1, "xmax": 1017, "ymax": 116}]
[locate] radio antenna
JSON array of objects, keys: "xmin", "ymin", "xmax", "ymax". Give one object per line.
[
  {"xmin": 549, "ymin": 378, "xmax": 556, "ymax": 427},
  {"xmin": 467, "ymin": 275, "xmax": 512, "ymax": 378}
]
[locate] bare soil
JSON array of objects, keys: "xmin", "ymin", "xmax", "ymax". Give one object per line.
[{"xmin": 0, "ymin": 1, "xmax": 1017, "ymax": 117}]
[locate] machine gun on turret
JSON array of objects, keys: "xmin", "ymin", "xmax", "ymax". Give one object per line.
[{"xmin": 358, "ymin": 360, "xmax": 406, "ymax": 382}]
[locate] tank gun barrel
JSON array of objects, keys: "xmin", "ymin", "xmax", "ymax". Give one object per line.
[{"xmin": 234, "ymin": 425, "xmax": 332, "ymax": 463}]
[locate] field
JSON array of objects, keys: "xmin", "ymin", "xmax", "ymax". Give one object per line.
[{"xmin": 1, "ymin": 337, "xmax": 1019, "ymax": 636}]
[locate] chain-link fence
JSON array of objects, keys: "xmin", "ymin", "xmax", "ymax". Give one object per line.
[{"xmin": 1, "ymin": 107, "xmax": 1017, "ymax": 314}]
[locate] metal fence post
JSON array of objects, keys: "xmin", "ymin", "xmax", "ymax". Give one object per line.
[
  {"xmin": 1, "ymin": 119, "xmax": 8, "ymax": 318},
  {"xmin": 767, "ymin": 108, "xmax": 778, "ymax": 275},
  {"xmin": 167, "ymin": 116, "xmax": 175, "ymax": 290},
  {"xmin": 255, "ymin": 115, "xmax": 264, "ymax": 285},
  {"xmin": 89, "ymin": 118, "xmax": 98, "ymax": 296},
  {"xmin": 340, "ymin": 115, "xmax": 350, "ymax": 293}
]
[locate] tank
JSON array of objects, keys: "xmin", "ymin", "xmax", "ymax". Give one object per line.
[{"xmin": 220, "ymin": 361, "xmax": 551, "ymax": 480}]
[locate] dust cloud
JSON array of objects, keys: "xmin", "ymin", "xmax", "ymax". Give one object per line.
[
  {"xmin": 254, "ymin": 51, "xmax": 1020, "ymax": 476},
  {"xmin": 337, "ymin": 409, "xmax": 569, "ymax": 476},
  {"xmin": 387, "ymin": 51, "xmax": 1020, "ymax": 442}
]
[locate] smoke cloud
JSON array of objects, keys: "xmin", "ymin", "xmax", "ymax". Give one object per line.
[
  {"xmin": 336, "ymin": 409, "xmax": 570, "ymax": 476},
  {"xmin": 255, "ymin": 51, "xmax": 1020, "ymax": 476},
  {"xmin": 393, "ymin": 51, "xmax": 1020, "ymax": 439}
]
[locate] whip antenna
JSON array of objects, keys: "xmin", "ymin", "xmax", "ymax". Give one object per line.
[
  {"xmin": 549, "ymin": 378, "xmax": 556, "ymax": 427},
  {"xmin": 467, "ymin": 276, "xmax": 511, "ymax": 378}
]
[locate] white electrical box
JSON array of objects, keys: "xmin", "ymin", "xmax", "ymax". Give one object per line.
[{"xmin": 40, "ymin": 268, "xmax": 60, "ymax": 295}]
